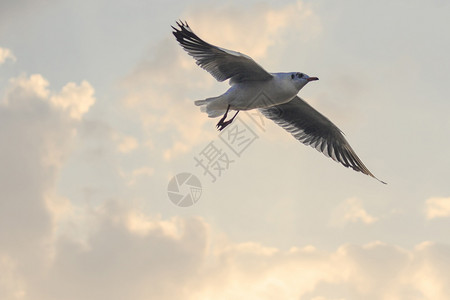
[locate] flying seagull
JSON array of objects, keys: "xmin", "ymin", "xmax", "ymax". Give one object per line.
[{"xmin": 172, "ymin": 21, "xmax": 385, "ymax": 184}]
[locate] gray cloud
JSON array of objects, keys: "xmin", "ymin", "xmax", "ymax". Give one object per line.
[
  {"xmin": 12, "ymin": 200, "xmax": 450, "ymax": 300},
  {"xmin": 37, "ymin": 201, "xmax": 208, "ymax": 300},
  {"xmin": 0, "ymin": 73, "xmax": 95, "ymax": 298}
]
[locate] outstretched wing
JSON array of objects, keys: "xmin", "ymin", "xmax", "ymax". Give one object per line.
[
  {"xmin": 172, "ymin": 20, "xmax": 273, "ymax": 84},
  {"xmin": 260, "ymin": 96, "xmax": 386, "ymax": 183}
]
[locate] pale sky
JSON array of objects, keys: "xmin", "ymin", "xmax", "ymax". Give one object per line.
[{"xmin": 1, "ymin": 0, "xmax": 450, "ymax": 299}]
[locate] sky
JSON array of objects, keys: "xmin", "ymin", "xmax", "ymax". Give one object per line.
[{"xmin": 1, "ymin": 0, "xmax": 450, "ymax": 299}]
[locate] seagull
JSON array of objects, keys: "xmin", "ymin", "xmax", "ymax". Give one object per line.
[{"xmin": 172, "ymin": 21, "xmax": 385, "ymax": 184}]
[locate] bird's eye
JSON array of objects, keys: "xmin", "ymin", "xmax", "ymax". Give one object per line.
[
  {"xmin": 291, "ymin": 74, "xmax": 295, "ymax": 79},
  {"xmin": 296, "ymin": 73, "xmax": 304, "ymax": 78}
]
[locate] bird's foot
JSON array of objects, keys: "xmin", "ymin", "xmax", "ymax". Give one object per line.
[
  {"xmin": 216, "ymin": 119, "xmax": 233, "ymax": 131},
  {"xmin": 216, "ymin": 105, "xmax": 230, "ymax": 128},
  {"xmin": 216, "ymin": 110, "xmax": 239, "ymax": 131}
]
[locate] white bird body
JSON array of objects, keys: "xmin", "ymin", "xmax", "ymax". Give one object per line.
[
  {"xmin": 172, "ymin": 21, "xmax": 386, "ymax": 184},
  {"xmin": 196, "ymin": 72, "xmax": 314, "ymax": 117}
]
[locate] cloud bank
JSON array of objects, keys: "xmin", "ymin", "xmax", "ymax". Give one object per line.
[
  {"xmin": 0, "ymin": 71, "xmax": 95, "ymax": 299},
  {"xmin": 2, "ymin": 196, "xmax": 449, "ymax": 300}
]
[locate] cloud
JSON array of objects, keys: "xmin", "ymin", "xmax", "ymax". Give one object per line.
[
  {"xmin": 184, "ymin": 1, "xmax": 321, "ymax": 60},
  {"xmin": 2, "ymin": 74, "xmax": 95, "ymax": 170},
  {"xmin": 4, "ymin": 74, "xmax": 50, "ymax": 102},
  {"xmin": 119, "ymin": 166, "xmax": 154, "ymax": 186},
  {"xmin": 8, "ymin": 200, "xmax": 450, "ymax": 300},
  {"xmin": 49, "ymin": 81, "xmax": 95, "ymax": 120},
  {"xmin": 33, "ymin": 200, "xmax": 210, "ymax": 300},
  {"xmin": 121, "ymin": 37, "xmax": 216, "ymax": 161},
  {"xmin": 0, "ymin": 47, "xmax": 16, "ymax": 64},
  {"xmin": 4, "ymin": 74, "xmax": 95, "ymax": 120},
  {"xmin": 1, "ymin": 156, "xmax": 449, "ymax": 300},
  {"xmin": 0, "ymin": 255, "xmax": 26, "ymax": 299},
  {"xmin": 425, "ymin": 197, "xmax": 450, "ymax": 219},
  {"xmin": 331, "ymin": 198, "xmax": 378, "ymax": 226},
  {"xmin": 0, "ymin": 72, "xmax": 95, "ymax": 299},
  {"xmin": 77, "ymin": 119, "xmax": 145, "ymax": 161},
  {"xmin": 113, "ymin": 133, "xmax": 139, "ymax": 153}
]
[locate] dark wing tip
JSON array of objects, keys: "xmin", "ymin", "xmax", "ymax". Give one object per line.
[
  {"xmin": 171, "ymin": 20, "xmax": 204, "ymax": 47},
  {"xmin": 172, "ymin": 20, "xmax": 190, "ymax": 34},
  {"xmin": 372, "ymin": 174, "xmax": 387, "ymax": 184},
  {"xmin": 363, "ymin": 169, "xmax": 387, "ymax": 185},
  {"xmin": 340, "ymin": 143, "xmax": 387, "ymax": 184}
]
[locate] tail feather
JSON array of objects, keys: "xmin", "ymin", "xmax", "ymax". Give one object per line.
[
  {"xmin": 194, "ymin": 96, "xmax": 228, "ymax": 118},
  {"xmin": 194, "ymin": 99, "xmax": 211, "ymax": 106}
]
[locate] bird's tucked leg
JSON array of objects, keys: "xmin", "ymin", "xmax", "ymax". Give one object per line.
[{"xmin": 216, "ymin": 105, "xmax": 240, "ymax": 131}]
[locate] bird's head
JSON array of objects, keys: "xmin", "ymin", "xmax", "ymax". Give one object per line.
[{"xmin": 290, "ymin": 72, "xmax": 319, "ymax": 90}]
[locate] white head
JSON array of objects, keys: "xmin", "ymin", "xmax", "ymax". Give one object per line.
[{"xmin": 290, "ymin": 72, "xmax": 319, "ymax": 90}]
